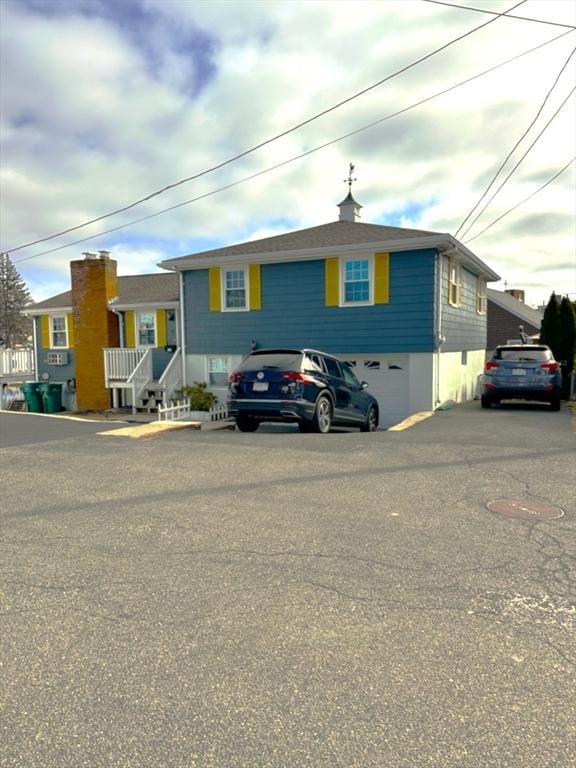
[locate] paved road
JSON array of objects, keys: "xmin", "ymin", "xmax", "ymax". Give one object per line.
[
  {"xmin": 0, "ymin": 411, "xmax": 126, "ymax": 448},
  {"xmin": 1, "ymin": 402, "xmax": 574, "ymax": 767}
]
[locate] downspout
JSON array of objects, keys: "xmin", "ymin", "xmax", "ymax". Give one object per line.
[
  {"xmin": 32, "ymin": 316, "xmax": 39, "ymax": 383},
  {"xmin": 435, "ymin": 251, "xmax": 445, "ymax": 406},
  {"xmin": 178, "ymin": 271, "xmax": 187, "ymax": 388}
]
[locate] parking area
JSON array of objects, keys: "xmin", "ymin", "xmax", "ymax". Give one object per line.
[{"xmin": 1, "ymin": 401, "xmax": 574, "ymax": 767}]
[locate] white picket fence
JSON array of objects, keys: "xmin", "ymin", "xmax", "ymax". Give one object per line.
[{"xmin": 158, "ymin": 400, "xmax": 229, "ymax": 422}]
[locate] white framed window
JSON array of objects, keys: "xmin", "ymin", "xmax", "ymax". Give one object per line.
[
  {"xmin": 207, "ymin": 356, "xmax": 229, "ymax": 386},
  {"xmin": 476, "ymin": 277, "xmax": 487, "ymax": 314},
  {"xmin": 136, "ymin": 311, "xmax": 156, "ymax": 347},
  {"xmin": 341, "ymin": 256, "xmax": 373, "ymax": 306},
  {"xmin": 222, "ymin": 268, "xmax": 248, "ymax": 311},
  {"xmin": 448, "ymin": 257, "xmax": 462, "ymax": 307},
  {"xmin": 50, "ymin": 315, "xmax": 68, "ymax": 348}
]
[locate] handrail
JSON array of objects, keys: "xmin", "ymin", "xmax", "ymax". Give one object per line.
[
  {"xmin": 103, "ymin": 348, "xmax": 146, "ymax": 385},
  {"xmin": 158, "ymin": 347, "xmax": 182, "ymax": 406},
  {"xmin": 128, "ymin": 349, "xmax": 153, "ymax": 408}
]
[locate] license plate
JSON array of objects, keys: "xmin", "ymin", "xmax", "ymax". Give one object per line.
[
  {"xmin": 253, "ymin": 382, "xmax": 269, "ymax": 391},
  {"xmin": 512, "ymin": 369, "xmax": 526, "ymax": 376}
]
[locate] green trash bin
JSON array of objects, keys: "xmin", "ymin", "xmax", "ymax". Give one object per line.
[
  {"xmin": 20, "ymin": 383, "xmax": 44, "ymax": 413},
  {"xmin": 38, "ymin": 383, "xmax": 63, "ymax": 414}
]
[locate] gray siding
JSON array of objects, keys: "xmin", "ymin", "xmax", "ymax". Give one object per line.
[
  {"xmin": 183, "ymin": 250, "xmax": 437, "ymax": 356},
  {"xmin": 441, "ymin": 260, "xmax": 487, "ymax": 352}
]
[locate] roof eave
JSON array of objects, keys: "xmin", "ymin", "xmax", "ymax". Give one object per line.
[{"xmin": 160, "ymin": 233, "xmax": 500, "ymax": 280}]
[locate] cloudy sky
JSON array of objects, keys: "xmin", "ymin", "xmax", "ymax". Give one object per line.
[{"xmin": 1, "ymin": 0, "xmax": 575, "ymax": 306}]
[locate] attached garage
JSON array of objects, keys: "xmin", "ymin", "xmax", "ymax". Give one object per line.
[{"xmin": 341, "ymin": 355, "xmax": 412, "ymax": 429}]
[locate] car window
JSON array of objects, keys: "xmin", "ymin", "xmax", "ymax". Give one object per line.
[
  {"xmin": 494, "ymin": 347, "xmax": 552, "ymax": 362},
  {"xmin": 239, "ymin": 352, "xmax": 303, "ymax": 370},
  {"xmin": 341, "ymin": 363, "xmax": 361, "ymax": 390},
  {"xmin": 304, "ymin": 354, "xmax": 325, "ymax": 373},
  {"xmin": 322, "ymin": 356, "xmax": 343, "ymax": 378}
]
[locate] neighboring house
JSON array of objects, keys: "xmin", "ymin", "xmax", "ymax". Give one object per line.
[
  {"xmin": 487, "ymin": 289, "xmax": 543, "ymax": 351},
  {"xmin": 24, "ymin": 252, "xmax": 181, "ymax": 412},
  {"xmin": 160, "ymin": 192, "xmax": 500, "ymax": 427}
]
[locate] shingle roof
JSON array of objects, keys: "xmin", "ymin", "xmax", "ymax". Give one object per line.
[
  {"xmin": 487, "ymin": 289, "xmax": 543, "ymax": 327},
  {"xmin": 165, "ymin": 220, "xmax": 442, "ymax": 264},
  {"xmin": 26, "ymin": 273, "xmax": 179, "ymax": 312}
]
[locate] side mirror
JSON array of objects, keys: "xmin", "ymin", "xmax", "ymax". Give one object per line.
[{"xmin": 360, "ymin": 381, "xmax": 369, "ymax": 390}]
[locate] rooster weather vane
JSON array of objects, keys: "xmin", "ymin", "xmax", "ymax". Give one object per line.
[{"xmin": 344, "ymin": 163, "xmax": 357, "ymax": 191}]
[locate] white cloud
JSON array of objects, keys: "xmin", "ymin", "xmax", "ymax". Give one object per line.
[{"xmin": 1, "ymin": 0, "xmax": 575, "ymax": 307}]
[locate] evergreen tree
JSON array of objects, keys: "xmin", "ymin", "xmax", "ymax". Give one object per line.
[
  {"xmin": 558, "ymin": 295, "xmax": 576, "ymax": 398},
  {"xmin": 539, "ymin": 292, "xmax": 561, "ymax": 356},
  {"xmin": 0, "ymin": 252, "xmax": 33, "ymax": 348}
]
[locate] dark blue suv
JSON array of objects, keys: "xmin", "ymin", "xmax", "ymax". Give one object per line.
[{"xmin": 228, "ymin": 349, "xmax": 379, "ymax": 433}]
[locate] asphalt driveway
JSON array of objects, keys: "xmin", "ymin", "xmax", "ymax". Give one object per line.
[{"xmin": 1, "ymin": 401, "xmax": 574, "ymax": 767}]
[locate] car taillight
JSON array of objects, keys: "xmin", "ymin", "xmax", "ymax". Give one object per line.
[
  {"xmin": 541, "ymin": 362, "xmax": 560, "ymax": 372},
  {"xmin": 282, "ymin": 371, "xmax": 313, "ymax": 383},
  {"xmin": 228, "ymin": 372, "xmax": 244, "ymax": 383},
  {"xmin": 484, "ymin": 361, "xmax": 499, "ymax": 371}
]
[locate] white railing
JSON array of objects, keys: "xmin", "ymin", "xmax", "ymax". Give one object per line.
[
  {"xmin": 158, "ymin": 347, "xmax": 182, "ymax": 406},
  {"xmin": 158, "ymin": 400, "xmax": 229, "ymax": 423},
  {"xmin": 0, "ymin": 348, "xmax": 35, "ymax": 376},
  {"xmin": 127, "ymin": 349, "xmax": 153, "ymax": 409},
  {"xmin": 103, "ymin": 348, "xmax": 146, "ymax": 385}
]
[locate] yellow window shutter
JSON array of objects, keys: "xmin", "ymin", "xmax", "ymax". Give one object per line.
[
  {"xmin": 209, "ymin": 268, "xmax": 222, "ymax": 312},
  {"xmin": 249, "ymin": 264, "xmax": 261, "ymax": 310},
  {"xmin": 41, "ymin": 316, "xmax": 50, "ymax": 348},
  {"xmin": 156, "ymin": 309, "xmax": 167, "ymax": 347},
  {"xmin": 325, "ymin": 258, "xmax": 339, "ymax": 306},
  {"xmin": 374, "ymin": 252, "xmax": 390, "ymax": 304},
  {"xmin": 66, "ymin": 313, "xmax": 75, "ymax": 348},
  {"xmin": 125, "ymin": 311, "xmax": 135, "ymax": 347}
]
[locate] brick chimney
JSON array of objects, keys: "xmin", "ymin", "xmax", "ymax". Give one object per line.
[
  {"xmin": 71, "ymin": 251, "xmax": 119, "ymax": 411},
  {"xmin": 505, "ymin": 289, "xmax": 525, "ymax": 303}
]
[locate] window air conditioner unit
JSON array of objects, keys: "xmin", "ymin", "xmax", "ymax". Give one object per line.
[{"xmin": 46, "ymin": 351, "xmax": 68, "ymax": 366}]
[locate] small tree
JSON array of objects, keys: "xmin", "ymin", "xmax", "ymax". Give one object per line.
[
  {"xmin": 539, "ymin": 292, "xmax": 561, "ymax": 356},
  {"xmin": 0, "ymin": 253, "xmax": 33, "ymax": 348},
  {"xmin": 558, "ymin": 296, "xmax": 576, "ymax": 398}
]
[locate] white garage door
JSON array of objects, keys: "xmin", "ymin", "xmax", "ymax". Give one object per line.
[{"xmin": 343, "ymin": 356, "xmax": 410, "ymax": 429}]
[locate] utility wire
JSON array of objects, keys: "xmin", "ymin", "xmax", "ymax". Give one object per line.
[
  {"xmin": 455, "ymin": 44, "xmax": 576, "ymax": 238},
  {"xmin": 13, "ymin": 25, "xmax": 573, "ymax": 265},
  {"xmin": 463, "ymin": 157, "xmax": 576, "ymax": 244},
  {"xmin": 458, "ymin": 86, "xmax": 575, "ymax": 240},
  {"xmin": 6, "ymin": 0, "xmax": 528, "ymax": 255},
  {"xmin": 422, "ymin": 0, "xmax": 576, "ymax": 29}
]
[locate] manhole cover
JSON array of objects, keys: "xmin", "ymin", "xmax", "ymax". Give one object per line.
[{"xmin": 487, "ymin": 499, "xmax": 565, "ymax": 520}]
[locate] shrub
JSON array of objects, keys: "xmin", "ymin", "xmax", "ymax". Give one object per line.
[{"xmin": 174, "ymin": 381, "xmax": 218, "ymax": 411}]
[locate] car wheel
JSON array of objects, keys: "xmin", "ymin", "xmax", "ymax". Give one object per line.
[
  {"xmin": 481, "ymin": 396, "xmax": 492, "ymax": 409},
  {"xmin": 311, "ymin": 396, "xmax": 332, "ymax": 433},
  {"xmin": 550, "ymin": 397, "xmax": 561, "ymax": 412},
  {"xmin": 236, "ymin": 416, "xmax": 259, "ymax": 432},
  {"xmin": 360, "ymin": 405, "xmax": 378, "ymax": 432}
]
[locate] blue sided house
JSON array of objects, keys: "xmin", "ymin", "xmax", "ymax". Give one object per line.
[{"xmin": 161, "ymin": 190, "xmax": 500, "ymax": 428}]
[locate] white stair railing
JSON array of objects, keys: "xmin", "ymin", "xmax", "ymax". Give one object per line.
[
  {"xmin": 103, "ymin": 348, "xmax": 146, "ymax": 385},
  {"xmin": 127, "ymin": 349, "xmax": 153, "ymax": 411},
  {"xmin": 158, "ymin": 347, "xmax": 182, "ymax": 406}
]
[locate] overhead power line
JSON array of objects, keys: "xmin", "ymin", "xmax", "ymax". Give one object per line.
[
  {"xmin": 422, "ymin": 0, "xmax": 576, "ymax": 29},
  {"xmin": 458, "ymin": 85, "xmax": 576, "ymax": 240},
  {"xmin": 455, "ymin": 44, "xmax": 576, "ymax": 238},
  {"xmin": 463, "ymin": 157, "xmax": 576, "ymax": 244},
  {"xmin": 6, "ymin": 0, "xmax": 528, "ymax": 255},
  {"xmin": 13, "ymin": 26, "xmax": 573, "ymax": 265}
]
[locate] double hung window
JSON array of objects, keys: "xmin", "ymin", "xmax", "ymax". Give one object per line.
[
  {"xmin": 51, "ymin": 316, "xmax": 68, "ymax": 348},
  {"xmin": 136, "ymin": 312, "xmax": 156, "ymax": 346},
  {"xmin": 208, "ymin": 357, "xmax": 229, "ymax": 386},
  {"xmin": 224, "ymin": 269, "xmax": 247, "ymax": 310},
  {"xmin": 448, "ymin": 258, "xmax": 462, "ymax": 307},
  {"xmin": 343, "ymin": 258, "xmax": 371, "ymax": 305},
  {"xmin": 476, "ymin": 277, "xmax": 487, "ymax": 314}
]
